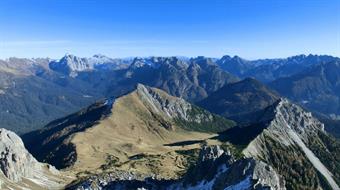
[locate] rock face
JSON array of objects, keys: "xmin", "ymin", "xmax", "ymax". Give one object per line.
[
  {"xmin": 242, "ymin": 99, "xmax": 340, "ymax": 190},
  {"xmin": 177, "ymin": 145, "xmax": 284, "ymax": 190},
  {"xmin": 136, "ymin": 84, "xmax": 192, "ymax": 121},
  {"xmin": 0, "ymin": 128, "xmax": 41, "ymax": 181},
  {"xmin": 136, "ymin": 84, "xmax": 224, "ymax": 126},
  {"xmin": 0, "ymin": 128, "xmax": 63, "ymax": 189}
]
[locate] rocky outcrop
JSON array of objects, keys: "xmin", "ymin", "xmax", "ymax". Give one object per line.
[
  {"xmin": 199, "ymin": 145, "xmax": 225, "ymax": 162},
  {"xmin": 136, "ymin": 84, "xmax": 192, "ymax": 121},
  {"xmin": 0, "ymin": 128, "xmax": 63, "ymax": 189},
  {"xmin": 135, "ymin": 84, "xmax": 235, "ymax": 133},
  {"xmin": 0, "ymin": 128, "xmax": 42, "ymax": 182},
  {"xmin": 68, "ymin": 145, "xmax": 285, "ymax": 190},
  {"xmin": 177, "ymin": 145, "xmax": 284, "ymax": 190},
  {"xmin": 136, "ymin": 84, "xmax": 218, "ymax": 124}
]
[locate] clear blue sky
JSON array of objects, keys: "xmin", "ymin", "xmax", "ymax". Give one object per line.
[{"xmin": 0, "ymin": 0, "xmax": 339, "ymax": 59}]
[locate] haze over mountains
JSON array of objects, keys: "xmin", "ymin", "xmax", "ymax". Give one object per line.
[{"xmin": 0, "ymin": 53, "xmax": 339, "ymax": 189}]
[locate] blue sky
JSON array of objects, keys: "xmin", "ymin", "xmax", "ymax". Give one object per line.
[{"xmin": 0, "ymin": 0, "xmax": 339, "ymax": 59}]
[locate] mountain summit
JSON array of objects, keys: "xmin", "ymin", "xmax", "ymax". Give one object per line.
[{"xmin": 23, "ymin": 84, "xmax": 234, "ymax": 178}]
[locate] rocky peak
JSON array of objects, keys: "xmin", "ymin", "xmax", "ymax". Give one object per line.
[
  {"xmin": 272, "ymin": 98, "xmax": 324, "ymax": 142},
  {"xmin": 191, "ymin": 56, "xmax": 217, "ymax": 69},
  {"xmin": 243, "ymin": 99, "xmax": 339, "ymax": 189},
  {"xmin": 49, "ymin": 54, "xmax": 123, "ymax": 76},
  {"xmin": 129, "ymin": 56, "xmax": 187, "ymax": 70},
  {"xmin": 135, "ymin": 84, "xmax": 192, "ymax": 121},
  {"xmin": 199, "ymin": 145, "xmax": 226, "ymax": 162},
  {"xmin": 231, "ymin": 55, "xmax": 245, "ymax": 62},
  {"xmin": 217, "ymin": 55, "xmax": 253, "ymax": 76},
  {"xmin": 129, "ymin": 57, "xmax": 147, "ymax": 68},
  {"xmin": 134, "ymin": 84, "xmax": 234, "ymax": 132},
  {"xmin": 244, "ymin": 98, "xmax": 324, "ymax": 148},
  {"xmin": 49, "ymin": 54, "xmax": 92, "ymax": 76},
  {"xmin": 219, "ymin": 55, "xmax": 232, "ymax": 61}
]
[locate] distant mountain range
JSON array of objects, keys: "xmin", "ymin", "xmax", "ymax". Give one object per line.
[
  {"xmin": 0, "ymin": 55, "xmax": 237, "ymax": 134},
  {"xmin": 217, "ymin": 54, "xmax": 339, "ymax": 82}
]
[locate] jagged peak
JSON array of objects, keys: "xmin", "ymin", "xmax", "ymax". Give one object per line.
[
  {"xmin": 135, "ymin": 83, "xmax": 176, "ymax": 105},
  {"xmin": 250, "ymin": 98, "xmax": 325, "ymax": 144},
  {"xmin": 135, "ymin": 83, "xmax": 150, "ymax": 94},
  {"xmin": 134, "ymin": 84, "xmax": 205, "ymax": 122},
  {"xmin": 129, "ymin": 56, "xmax": 186, "ymax": 69}
]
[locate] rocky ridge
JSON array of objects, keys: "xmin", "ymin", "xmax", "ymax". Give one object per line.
[
  {"xmin": 243, "ymin": 99, "xmax": 339, "ymax": 189},
  {"xmin": 68, "ymin": 145, "xmax": 284, "ymax": 190}
]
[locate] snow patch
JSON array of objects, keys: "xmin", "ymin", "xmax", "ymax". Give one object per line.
[{"xmin": 224, "ymin": 176, "xmax": 252, "ymax": 190}]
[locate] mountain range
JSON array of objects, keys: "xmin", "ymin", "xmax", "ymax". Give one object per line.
[
  {"xmin": 0, "ymin": 53, "xmax": 339, "ymax": 189},
  {"xmin": 217, "ymin": 54, "xmax": 339, "ymax": 82}
]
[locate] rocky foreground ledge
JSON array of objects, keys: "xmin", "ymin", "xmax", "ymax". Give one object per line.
[
  {"xmin": 0, "ymin": 128, "xmax": 65, "ymax": 189},
  {"xmin": 67, "ymin": 145, "xmax": 284, "ymax": 190}
]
